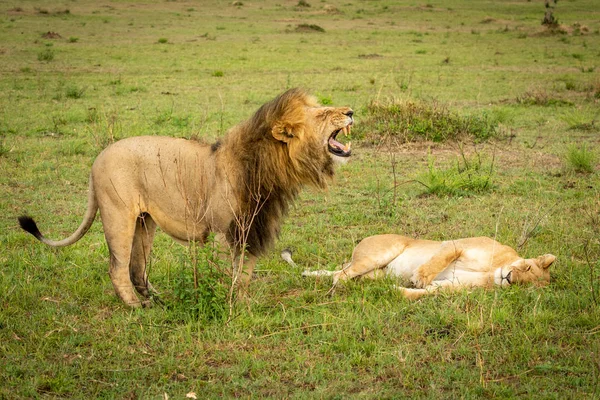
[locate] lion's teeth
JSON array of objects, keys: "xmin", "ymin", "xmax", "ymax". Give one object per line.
[{"xmin": 346, "ymin": 142, "xmax": 351, "ymax": 151}]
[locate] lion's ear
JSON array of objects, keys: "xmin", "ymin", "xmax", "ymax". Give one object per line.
[
  {"xmin": 536, "ymin": 254, "xmax": 556, "ymax": 269},
  {"xmin": 271, "ymin": 123, "xmax": 303, "ymax": 143}
]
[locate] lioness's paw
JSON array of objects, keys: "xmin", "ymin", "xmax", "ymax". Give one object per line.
[{"xmin": 410, "ymin": 271, "xmax": 433, "ymax": 288}]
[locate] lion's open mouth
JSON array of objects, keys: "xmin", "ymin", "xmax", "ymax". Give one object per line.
[{"xmin": 328, "ymin": 125, "xmax": 352, "ymax": 157}]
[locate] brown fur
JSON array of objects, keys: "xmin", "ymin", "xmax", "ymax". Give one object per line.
[{"xmin": 19, "ymin": 88, "xmax": 354, "ymax": 307}]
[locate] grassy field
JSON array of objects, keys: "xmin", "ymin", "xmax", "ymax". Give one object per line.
[{"xmin": 1, "ymin": 0, "xmax": 600, "ymax": 398}]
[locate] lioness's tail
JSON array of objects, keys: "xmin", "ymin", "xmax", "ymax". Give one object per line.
[
  {"xmin": 281, "ymin": 248, "xmax": 340, "ymax": 277},
  {"xmin": 18, "ymin": 177, "xmax": 98, "ymax": 247},
  {"xmin": 280, "ymin": 248, "xmax": 298, "ymax": 268}
]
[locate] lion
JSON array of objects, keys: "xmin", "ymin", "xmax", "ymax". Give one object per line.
[
  {"xmin": 18, "ymin": 88, "xmax": 354, "ymax": 307},
  {"xmin": 288, "ymin": 234, "xmax": 555, "ymax": 299}
]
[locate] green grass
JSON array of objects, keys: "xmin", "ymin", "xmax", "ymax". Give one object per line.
[
  {"xmin": 565, "ymin": 143, "xmax": 597, "ymax": 174},
  {"xmin": 357, "ymin": 99, "xmax": 500, "ymax": 143},
  {"xmin": 417, "ymin": 152, "xmax": 495, "ymax": 197},
  {"xmin": 1, "ymin": 0, "xmax": 600, "ymax": 398}
]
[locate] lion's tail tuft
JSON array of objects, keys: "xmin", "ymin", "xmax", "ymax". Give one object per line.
[
  {"xmin": 18, "ymin": 176, "xmax": 99, "ymax": 248},
  {"xmin": 18, "ymin": 216, "xmax": 43, "ymax": 240}
]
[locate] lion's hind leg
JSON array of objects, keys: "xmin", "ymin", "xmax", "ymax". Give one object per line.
[
  {"xmin": 130, "ymin": 213, "xmax": 158, "ymax": 304},
  {"xmin": 101, "ymin": 209, "xmax": 142, "ymax": 307}
]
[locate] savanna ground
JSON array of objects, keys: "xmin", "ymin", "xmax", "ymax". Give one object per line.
[{"xmin": 1, "ymin": 0, "xmax": 600, "ymax": 398}]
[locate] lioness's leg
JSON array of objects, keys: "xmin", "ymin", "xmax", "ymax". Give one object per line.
[
  {"xmin": 396, "ymin": 287, "xmax": 431, "ymax": 300},
  {"xmin": 398, "ymin": 280, "xmax": 469, "ymax": 300},
  {"xmin": 362, "ymin": 269, "xmax": 386, "ymax": 280},
  {"xmin": 332, "ymin": 235, "xmax": 407, "ymax": 286},
  {"xmin": 101, "ymin": 211, "xmax": 141, "ymax": 307},
  {"xmin": 411, "ymin": 241, "xmax": 462, "ymax": 288},
  {"xmin": 332, "ymin": 259, "xmax": 383, "ymax": 286},
  {"xmin": 130, "ymin": 214, "xmax": 157, "ymax": 299}
]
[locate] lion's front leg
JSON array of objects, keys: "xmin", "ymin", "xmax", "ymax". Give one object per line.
[
  {"xmin": 411, "ymin": 241, "xmax": 462, "ymax": 288},
  {"xmin": 215, "ymin": 233, "xmax": 257, "ymax": 298},
  {"xmin": 236, "ymin": 251, "xmax": 257, "ymax": 292}
]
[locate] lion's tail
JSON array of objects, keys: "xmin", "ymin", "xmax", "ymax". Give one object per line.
[{"xmin": 18, "ymin": 176, "xmax": 98, "ymax": 247}]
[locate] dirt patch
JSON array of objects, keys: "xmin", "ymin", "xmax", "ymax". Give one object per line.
[
  {"xmin": 41, "ymin": 31, "xmax": 62, "ymax": 39},
  {"xmin": 295, "ymin": 24, "xmax": 325, "ymax": 33},
  {"xmin": 323, "ymin": 5, "xmax": 341, "ymax": 14},
  {"xmin": 358, "ymin": 53, "xmax": 383, "ymax": 59}
]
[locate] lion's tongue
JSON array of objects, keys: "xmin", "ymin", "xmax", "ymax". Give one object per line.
[{"xmin": 329, "ymin": 137, "xmax": 351, "ymax": 152}]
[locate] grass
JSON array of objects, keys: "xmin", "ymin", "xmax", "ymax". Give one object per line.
[
  {"xmin": 417, "ymin": 152, "xmax": 495, "ymax": 197},
  {"xmin": 565, "ymin": 143, "xmax": 596, "ymax": 174},
  {"xmin": 357, "ymin": 99, "xmax": 500, "ymax": 143},
  {"xmin": 36, "ymin": 48, "xmax": 54, "ymax": 62},
  {"xmin": 1, "ymin": 0, "xmax": 600, "ymax": 398}
]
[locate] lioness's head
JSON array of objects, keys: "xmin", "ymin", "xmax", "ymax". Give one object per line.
[{"xmin": 497, "ymin": 254, "xmax": 555, "ymax": 287}]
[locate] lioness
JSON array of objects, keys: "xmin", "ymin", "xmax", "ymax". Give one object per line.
[
  {"xmin": 19, "ymin": 88, "xmax": 354, "ymax": 307},
  {"xmin": 294, "ymin": 235, "xmax": 555, "ymax": 299}
]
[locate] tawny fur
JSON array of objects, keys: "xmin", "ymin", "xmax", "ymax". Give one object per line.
[
  {"xmin": 297, "ymin": 234, "xmax": 555, "ymax": 300},
  {"xmin": 19, "ymin": 88, "xmax": 354, "ymax": 307}
]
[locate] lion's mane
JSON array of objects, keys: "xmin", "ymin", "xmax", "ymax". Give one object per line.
[{"xmin": 218, "ymin": 88, "xmax": 335, "ymax": 256}]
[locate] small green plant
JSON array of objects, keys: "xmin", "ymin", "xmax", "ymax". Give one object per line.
[
  {"xmin": 57, "ymin": 139, "xmax": 88, "ymax": 156},
  {"xmin": 563, "ymin": 79, "xmax": 577, "ymax": 91},
  {"xmin": 171, "ymin": 235, "xmax": 231, "ymax": 322},
  {"xmin": 516, "ymin": 88, "xmax": 572, "ymax": 106},
  {"xmin": 157, "ymin": 37, "xmax": 168, "ymax": 44},
  {"xmin": 87, "ymin": 108, "xmax": 121, "ymax": 150},
  {"xmin": 417, "ymin": 152, "xmax": 495, "ymax": 196},
  {"xmin": 86, "ymin": 107, "xmax": 99, "ymax": 123},
  {"xmin": 564, "ymin": 143, "xmax": 596, "ymax": 174},
  {"xmin": 212, "ymin": 70, "xmax": 224, "ymax": 77},
  {"xmin": 297, "ymin": 0, "xmax": 311, "ymax": 7},
  {"xmin": 0, "ymin": 138, "xmax": 9, "ymax": 158},
  {"xmin": 65, "ymin": 85, "xmax": 85, "ymax": 99},
  {"xmin": 68, "ymin": 37, "xmax": 79, "ymax": 43},
  {"xmin": 318, "ymin": 95, "xmax": 333, "ymax": 105},
  {"xmin": 562, "ymin": 111, "xmax": 598, "ymax": 131},
  {"xmin": 37, "ymin": 48, "xmax": 54, "ymax": 62}
]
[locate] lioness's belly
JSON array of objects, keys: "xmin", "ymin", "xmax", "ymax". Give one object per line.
[
  {"xmin": 386, "ymin": 246, "xmax": 438, "ymax": 279},
  {"xmin": 386, "ymin": 246, "xmax": 496, "ymax": 286}
]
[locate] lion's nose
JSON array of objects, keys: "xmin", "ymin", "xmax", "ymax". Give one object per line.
[{"xmin": 344, "ymin": 110, "xmax": 354, "ymax": 118}]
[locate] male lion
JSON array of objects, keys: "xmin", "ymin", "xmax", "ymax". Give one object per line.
[
  {"xmin": 19, "ymin": 88, "xmax": 354, "ymax": 307},
  {"xmin": 291, "ymin": 235, "xmax": 555, "ymax": 299}
]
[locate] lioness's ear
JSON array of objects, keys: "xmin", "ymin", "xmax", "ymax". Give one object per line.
[
  {"xmin": 271, "ymin": 122, "xmax": 303, "ymax": 143},
  {"xmin": 536, "ymin": 254, "xmax": 556, "ymax": 269}
]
